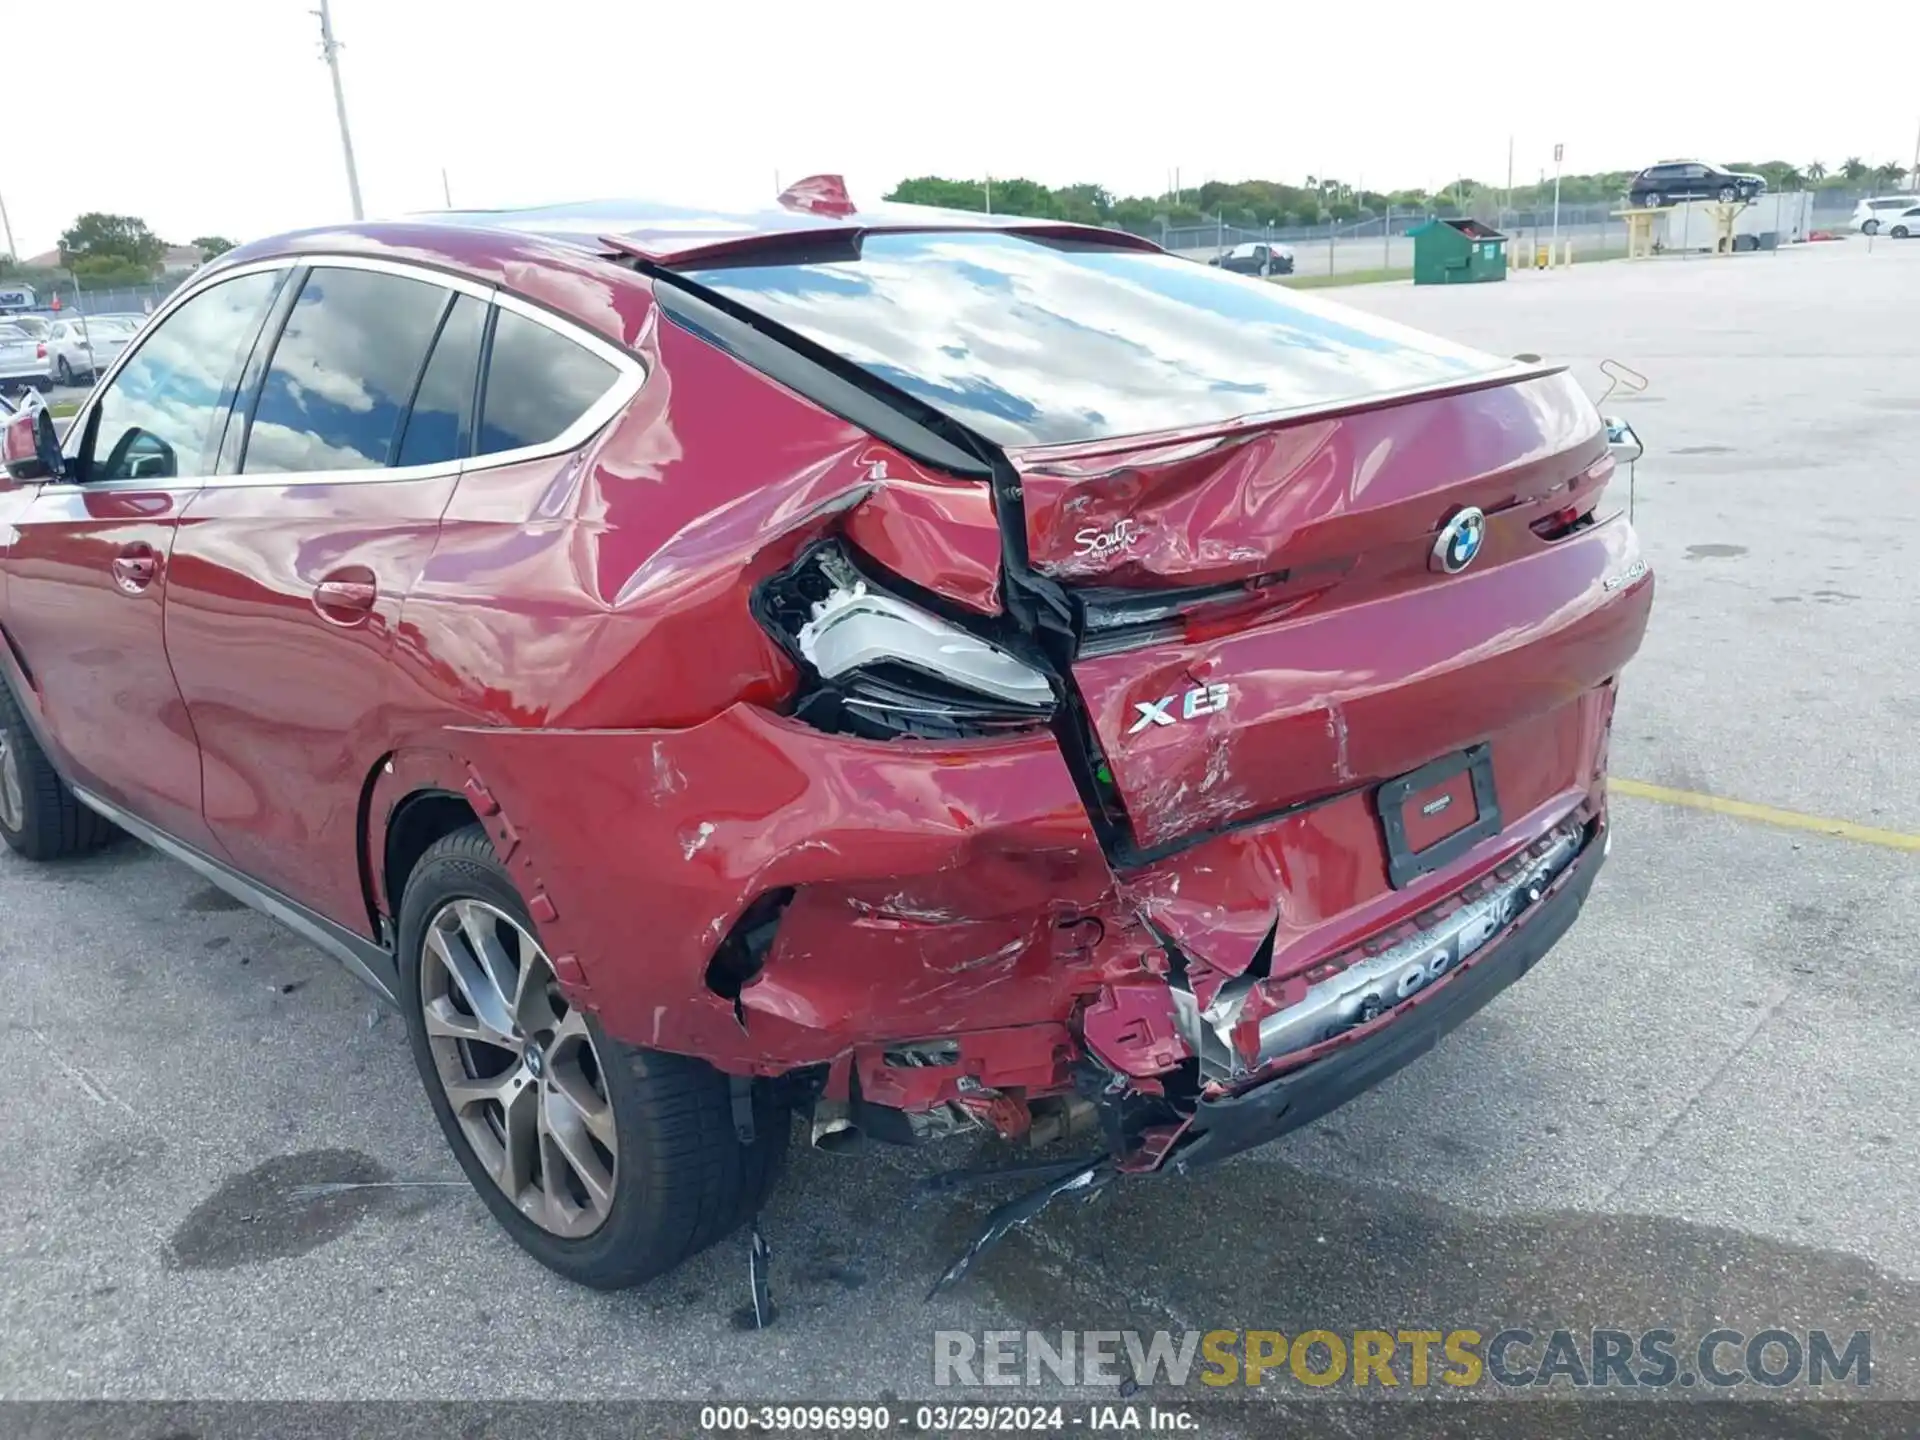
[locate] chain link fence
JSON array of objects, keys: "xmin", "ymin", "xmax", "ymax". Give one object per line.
[
  {"xmin": 36, "ymin": 279, "xmax": 186, "ymax": 318},
  {"xmin": 1145, "ymin": 188, "xmax": 1871, "ymax": 280}
]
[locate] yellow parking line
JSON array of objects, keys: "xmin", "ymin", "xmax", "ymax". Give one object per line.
[{"xmin": 1612, "ymin": 778, "xmax": 1920, "ymax": 852}]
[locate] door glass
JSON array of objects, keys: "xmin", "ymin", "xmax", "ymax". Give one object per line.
[
  {"xmin": 475, "ymin": 309, "xmax": 619, "ymax": 457},
  {"xmin": 242, "ymin": 267, "xmax": 450, "ymax": 474},
  {"xmin": 394, "ymin": 294, "xmax": 485, "ymax": 467},
  {"xmin": 84, "ymin": 270, "xmax": 282, "ymax": 482}
]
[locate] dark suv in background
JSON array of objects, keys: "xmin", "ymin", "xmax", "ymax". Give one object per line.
[{"xmin": 1628, "ymin": 161, "xmax": 1768, "ymax": 208}]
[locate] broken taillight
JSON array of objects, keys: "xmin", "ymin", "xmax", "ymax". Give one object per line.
[
  {"xmin": 1531, "ymin": 503, "xmax": 1596, "ymax": 541},
  {"xmin": 753, "ymin": 542, "xmax": 1057, "ymax": 741}
]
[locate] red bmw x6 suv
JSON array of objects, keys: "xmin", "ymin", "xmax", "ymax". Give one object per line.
[{"xmin": 0, "ymin": 182, "xmax": 1652, "ymax": 1291}]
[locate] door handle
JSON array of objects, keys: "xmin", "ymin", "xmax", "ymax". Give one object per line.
[
  {"xmin": 313, "ymin": 573, "xmax": 378, "ymax": 626},
  {"xmin": 111, "ymin": 544, "xmax": 159, "ymax": 593}
]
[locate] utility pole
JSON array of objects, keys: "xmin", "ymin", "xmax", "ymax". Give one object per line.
[
  {"xmin": 984, "ymin": 175, "xmax": 992, "ymax": 215},
  {"xmin": 0, "ymin": 184, "xmax": 15, "ymax": 261},
  {"xmin": 440, "ymin": 168, "xmax": 452, "ymax": 208},
  {"xmin": 1912, "ymin": 115, "xmax": 1919, "ymax": 191},
  {"xmin": 1551, "ymin": 142, "xmax": 1564, "ymax": 262},
  {"xmin": 313, "ymin": 0, "xmax": 364, "ymax": 221},
  {"xmin": 1505, "ymin": 135, "xmax": 1514, "ymax": 227}
]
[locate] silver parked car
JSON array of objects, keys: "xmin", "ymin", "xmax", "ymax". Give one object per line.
[
  {"xmin": 45, "ymin": 315, "xmax": 136, "ymax": 384},
  {"xmin": 0, "ymin": 320, "xmax": 51, "ymax": 395}
]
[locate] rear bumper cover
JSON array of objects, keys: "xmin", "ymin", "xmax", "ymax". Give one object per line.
[{"xmin": 1170, "ymin": 826, "xmax": 1603, "ymax": 1172}]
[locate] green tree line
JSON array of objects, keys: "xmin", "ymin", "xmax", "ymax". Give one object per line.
[
  {"xmin": 889, "ymin": 158, "xmax": 1913, "ymax": 230},
  {"xmin": 0, "ymin": 213, "xmax": 237, "ymax": 289}
]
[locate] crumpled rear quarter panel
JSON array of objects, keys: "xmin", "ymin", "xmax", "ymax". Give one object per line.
[{"xmin": 450, "ymin": 709, "xmax": 1161, "ymax": 1072}]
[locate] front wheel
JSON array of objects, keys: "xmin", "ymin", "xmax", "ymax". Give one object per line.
[
  {"xmin": 397, "ymin": 825, "xmax": 789, "ymax": 1289},
  {"xmin": 1718, "ymin": 186, "xmax": 1739, "ymax": 204},
  {"xmin": 0, "ymin": 681, "xmax": 117, "ymax": 860},
  {"xmin": 1643, "ymin": 191, "xmax": 1663, "ymax": 208},
  {"xmin": 1894, "ymin": 226, "xmax": 1912, "ymax": 239}
]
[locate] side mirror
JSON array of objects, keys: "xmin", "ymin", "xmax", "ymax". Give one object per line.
[
  {"xmin": 1604, "ymin": 415, "xmax": 1643, "ymax": 465},
  {"xmin": 2, "ymin": 406, "xmax": 66, "ymax": 482}
]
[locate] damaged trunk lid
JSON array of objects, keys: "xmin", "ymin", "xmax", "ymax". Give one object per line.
[
  {"xmin": 679, "ymin": 230, "xmax": 1654, "ymax": 983},
  {"xmin": 1013, "ymin": 369, "xmax": 1650, "ymax": 860}
]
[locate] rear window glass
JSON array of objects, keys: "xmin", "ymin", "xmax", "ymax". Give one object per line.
[
  {"xmin": 475, "ymin": 309, "xmax": 619, "ymax": 456},
  {"xmin": 683, "ymin": 231, "xmax": 1506, "ymax": 447}
]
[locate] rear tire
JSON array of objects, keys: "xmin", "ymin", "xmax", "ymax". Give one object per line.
[
  {"xmin": 1718, "ymin": 186, "xmax": 1739, "ymax": 204},
  {"xmin": 397, "ymin": 824, "xmax": 789, "ymax": 1289},
  {"xmin": 1862, "ymin": 219, "xmax": 1880, "ymax": 236},
  {"xmin": 1893, "ymin": 225, "xmax": 1911, "ymax": 239},
  {"xmin": 1643, "ymin": 191, "xmax": 1662, "ymax": 208},
  {"xmin": 0, "ymin": 680, "xmax": 117, "ymax": 860}
]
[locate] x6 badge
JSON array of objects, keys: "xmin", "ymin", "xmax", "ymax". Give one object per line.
[{"xmin": 1128, "ymin": 683, "xmax": 1230, "ymax": 734}]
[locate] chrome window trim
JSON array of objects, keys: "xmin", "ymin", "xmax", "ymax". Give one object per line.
[{"xmin": 57, "ymin": 250, "xmax": 645, "ymax": 493}]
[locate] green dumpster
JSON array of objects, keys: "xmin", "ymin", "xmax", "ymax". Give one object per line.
[{"xmin": 1410, "ymin": 218, "xmax": 1509, "ymax": 285}]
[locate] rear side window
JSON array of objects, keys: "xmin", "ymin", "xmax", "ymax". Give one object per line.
[
  {"xmin": 83, "ymin": 269, "xmax": 282, "ymax": 482},
  {"xmin": 242, "ymin": 267, "xmax": 450, "ymax": 474},
  {"xmin": 475, "ymin": 308, "xmax": 619, "ymax": 457},
  {"xmin": 395, "ymin": 294, "xmax": 485, "ymax": 468},
  {"xmin": 683, "ymin": 231, "xmax": 1505, "ymax": 448}
]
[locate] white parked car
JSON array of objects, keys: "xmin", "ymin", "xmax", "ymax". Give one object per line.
[
  {"xmin": 1852, "ymin": 195, "xmax": 1920, "ymax": 235},
  {"xmin": 45, "ymin": 315, "xmax": 137, "ymax": 385},
  {"xmin": 0, "ymin": 320, "xmax": 51, "ymax": 396},
  {"xmin": 1873, "ymin": 204, "xmax": 1920, "ymax": 238}
]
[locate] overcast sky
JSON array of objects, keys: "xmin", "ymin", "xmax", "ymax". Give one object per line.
[{"xmin": 8, "ymin": 1, "xmax": 1917, "ymax": 257}]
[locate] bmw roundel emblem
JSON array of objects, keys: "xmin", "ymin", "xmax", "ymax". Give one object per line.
[{"xmin": 1430, "ymin": 506, "xmax": 1487, "ymax": 574}]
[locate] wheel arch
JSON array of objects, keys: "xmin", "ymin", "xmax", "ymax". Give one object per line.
[{"xmin": 359, "ymin": 747, "xmax": 483, "ymax": 938}]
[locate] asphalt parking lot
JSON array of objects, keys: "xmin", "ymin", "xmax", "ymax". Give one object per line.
[{"xmin": 3, "ymin": 242, "xmax": 1917, "ymax": 1410}]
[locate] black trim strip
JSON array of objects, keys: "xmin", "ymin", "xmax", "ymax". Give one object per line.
[
  {"xmin": 69, "ymin": 785, "xmax": 399, "ymax": 1006},
  {"xmin": 229, "ymin": 265, "xmax": 310, "ymax": 476},
  {"xmin": 387, "ymin": 290, "xmax": 458, "ymax": 467},
  {"xmin": 644, "ymin": 272, "xmax": 994, "ymax": 479},
  {"xmin": 471, "ymin": 300, "xmax": 499, "ymax": 455}
]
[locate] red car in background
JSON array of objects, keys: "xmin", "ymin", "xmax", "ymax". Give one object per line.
[{"xmin": 0, "ymin": 180, "xmax": 1652, "ymax": 1292}]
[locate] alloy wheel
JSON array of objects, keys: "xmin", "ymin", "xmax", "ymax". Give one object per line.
[
  {"xmin": 419, "ymin": 897, "xmax": 618, "ymax": 1238},
  {"xmin": 0, "ymin": 727, "xmax": 23, "ymax": 831}
]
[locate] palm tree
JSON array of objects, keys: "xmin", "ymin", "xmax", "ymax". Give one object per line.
[
  {"xmin": 1841, "ymin": 157, "xmax": 1869, "ymax": 182},
  {"xmin": 1806, "ymin": 161, "xmax": 1828, "ymax": 183}
]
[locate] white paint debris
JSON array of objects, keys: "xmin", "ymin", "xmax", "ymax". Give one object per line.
[
  {"xmin": 1327, "ymin": 703, "xmax": 1353, "ymax": 782},
  {"xmin": 680, "ymin": 821, "xmax": 716, "ymax": 860},
  {"xmin": 650, "ymin": 742, "xmax": 686, "ymax": 799}
]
